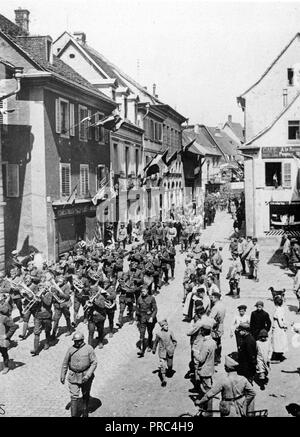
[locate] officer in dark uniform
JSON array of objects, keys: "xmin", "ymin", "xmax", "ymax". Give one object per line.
[
  {"xmin": 130, "ymin": 262, "xmax": 144, "ymax": 302},
  {"xmin": 61, "ymin": 331, "xmax": 97, "ymax": 417},
  {"xmin": 160, "ymin": 244, "xmax": 171, "ymax": 285},
  {"xmin": 167, "ymin": 242, "xmax": 176, "ymax": 279},
  {"xmin": 104, "ymin": 279, "xmax": 117, "ymax": 337},
  {"xmin": 31, "ymin": 281, "xmax": 53, "ymax": 356},
  {"xmin": 143, "ymin": 226, "xmax": 153, "ymax": 251},
  {"xmin": 136, "ymin": 287, "xmax": 157, "ymax": 357},
  {"xmin": 143, "ymin": 254, "xmax": 155, "ymax": 294},
  {"xmin": 51, "ymin": 275, "xmax": 73, "ymax": 339},
  {"xmin": 152, "ymin": 249, "xmax": 162, "ymax": 294}
]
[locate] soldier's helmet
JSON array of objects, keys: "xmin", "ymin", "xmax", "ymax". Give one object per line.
[{"xmin": 72, "ymin": 331, "xmax": 84, "ymax": 341}]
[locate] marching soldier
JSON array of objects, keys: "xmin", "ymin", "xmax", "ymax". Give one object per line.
[
  {"xmin": 136, "ymin": 287, "xmax": 157, "ymax": 357},
  {"xmin": 61, "ymin": 331, "xmax": 97, "ymax": 417},
  {"xmin": 104, "ymin": 279, "xmax": 117, "ymax": 337},
  {"xmin": 72, "ymin": 270, "xmax": 90, "ymax": 327},
  {"xmin": 51, "ymin": 275, "xmax": 73, "ymax": 339},
  {"xmin": 167, "ymin": 242, "xmax": 176, "ymax": 280},
  {"xmin": 143, "ymin": 254, "xmax": 155, "ymax": 294},
  {"xmin": 116, "ymin": 272, "xmax": 135, "ymax": 328},
  {"xmin": 8, "ymin": 267, "xmax": 23, "ymax": 320},
  {"xmin": 19, "ymin": 274, "xmax": 38, "ymax": 340},
  {"xmin": 152, "ymin": 250, "xmax": 162, "ymax": 294},
  {"xmin": 86, "ymin": 285, "xmax": 107, "ymax": 349},
  {"xmin": 0, "ymin": 303, "xmax": 18, "ymax": 374},
  {"xmin": 30, "ymin": 281, "xmax": 53, "ymax": 356},
  {"xmin": 160, "ymin": 244, "xmax": 171, "ymax": 285}
]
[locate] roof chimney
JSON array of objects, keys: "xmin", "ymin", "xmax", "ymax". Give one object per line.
[
  {"xmin": 153, "ymin": 83, "xmax": 156, "ymax": 97},
  {"xmin": 228, "ymin": 114, "xmax": 232, "ymax": 123},
  {"xmin": 14, "ymin": 8, "xmax": 30, "ymax": 34},
  {"xmin": 73, "ymin": 32, "xmax": 86, "ymax": 45},
  {"xmin": 194, "ymin": 124, "xmax": 200, "ymax": 134}
]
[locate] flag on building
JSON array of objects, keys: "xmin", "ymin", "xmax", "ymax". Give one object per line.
[
  {"xmin": 92, "ymin": 176, "xmax": 108, "ymax": 205},
  {"xmin": 179, "ymin": 138, "xmax": 196, "ymax": 154},
  {"xmin": 93, "ymin": 114, "xmax": 123, "ymax": 132},
  {"xmin": 145, "ymin": 150, "xmax": 168, "ymax": 177},
  {"xmin": 166, "ymin": 151, "xmax": 178, "ymax": 166},
  {"xmin": 66, "ymin": 185, "xmax": 77, "ymax": 205}
]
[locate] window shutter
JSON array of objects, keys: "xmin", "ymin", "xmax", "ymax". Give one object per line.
[
  {"xmin": 55, "ymin": 98, "xmax": 61, "ymax": 134},
  {"xmin": 61, "ymin": 165, "xmax": 71, "ymax": 197},
  {"xmin": 88, "ymin": 110, "xmax": 92, "ymax": 140},
  {"xmin": 80, "ymin": 165, "xmax": 89, "ymax": 196},
  {"xmin": 6, "ymin": 164, "xmax": 19, "ymax": 197},
  {"xmin": 95, "ymin": 113, "xmax": 99, "ymax": 141},
  {"xmin": 70, "ymin": 103, "xmax": 75, "ymax": 136},
  {"xmin": 283, "ymin": 162, "xmax": 292, "ymax": 187}
]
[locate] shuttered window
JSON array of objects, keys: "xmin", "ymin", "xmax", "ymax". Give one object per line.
[
  {"xmin": 80, "ymin": 164, "xmax": 89, "ymax": 197},
  {"xmin": 95, "ymin": 113, "xmax": 99, "ymax": 141},
  {"xmin": 60, "ymin": 164, "xmax": 71, "ymax": 197},
  {"xmin": 283, "ymin": 162, "xmax": 292, "ymax": 187},
  {"xmin": 87, "ymin": 110, "xmax": 92, "ymax": 140},
  {"xmin": 5, "ymin": 164, "xmax": 19, "ymax": 197},
  {"xmin": 78, "ymin": 105, "xmax": 88, "ymax": 141},
  {"xmin": 70, "ymin": 103, "xmax": 75, "ymax": 136},
  {"xmin": 55, "ymin": 98, "xmax": 70, "ymax": 137}
]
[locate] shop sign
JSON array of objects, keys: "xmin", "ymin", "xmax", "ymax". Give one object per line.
[
  {"xmin": 262, "ymin": 146, "xmax": 300, "ymax": 158},
  {"xmin": 54, "ymin": 203, "xmax": 96, "ymax": 217}
]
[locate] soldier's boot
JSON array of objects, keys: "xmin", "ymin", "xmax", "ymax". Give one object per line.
[
  {"xmin": 51, "ymin": 322, "xmax": 59, "ymax": 339},
  {"xmin": 65, "ymin": 319, "xmax": 73, "ymax": 336},
  {"xmin": 44, "ymin": 332, "xmax": 51, "ymax": 350},
  {"xmin": 2, "ymin": 359, "xmax": 10, "ymax": 374},
  {"xmin": 88, "ymin": 333, "xmax": 94, "ymax": 347},
  {"xmin": 138, "ymin": 339, "xmax": 146, "ymax": 357},
  {"xmin": 19, "ymin": 322, "xmax": 28, "ymax": 340},
  {"xmin": 70, "ymin": 399, "xmax": 79, "ymax": 417},
  {"xmin": 128, "ymin": 312, "xmax": 134, "ymax": 325},
  {"xmin": 82, "ymin": 396, "xmax": 89, "ymax": 417},
  {"xmin": 160, "ymin": 370, "xmax": 167, "ymax": 387},
  {"xmin": 30, "ymin": 335, "xmax": 40, "ymax": 356},
  {"xmin": 72, "ymin": 312, "xmax": 78, "ymax": 328}
]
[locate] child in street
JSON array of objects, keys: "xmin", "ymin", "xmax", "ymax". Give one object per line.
[
  {"xmin": 256, "ymin": 329, "xmax": 272, "ymax": 390},
  {"xmin": 152, "ymin": 319, "xmax": 177, "ymax": 387}
]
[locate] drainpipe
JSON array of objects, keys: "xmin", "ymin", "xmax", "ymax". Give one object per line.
[{"xmin": 240, "ymin": 153, "xmax": 256, "ymax": 238}]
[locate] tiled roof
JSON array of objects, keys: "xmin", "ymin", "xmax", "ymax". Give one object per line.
[
  {"xmin": 183, "ymin": 128, "xmax": 221, "ymax": 156},
  {"xmin": 226, "ymin": 121, "xmax": 244, "ymax": 142},
  {"xmin": 0, "ymin": 14, "xmax": 115, "ymax": 102},
  {"xmin": 206, "ymin": 127, "xmax": 239, "ymax": 157}
]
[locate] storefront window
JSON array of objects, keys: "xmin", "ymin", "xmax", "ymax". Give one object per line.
[{"xmin": 288, "ymin": 120, "xmax": 300, "ymax": 140}]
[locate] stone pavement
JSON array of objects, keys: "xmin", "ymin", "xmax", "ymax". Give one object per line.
[{"xmin": 1, "ymin": 211, "xmax": 299, "ymax": 417}]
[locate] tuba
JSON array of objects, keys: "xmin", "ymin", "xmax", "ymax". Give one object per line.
[{"xmin": 49, "ymin": 278, "xmax": 67, "ymax": 304}]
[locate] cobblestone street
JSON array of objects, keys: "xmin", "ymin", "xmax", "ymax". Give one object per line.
[{"xmin": 1, "ymin": 211, "xmax": 300, "ymax": 417}]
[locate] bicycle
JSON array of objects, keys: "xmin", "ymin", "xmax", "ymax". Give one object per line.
[{"xmin": 179, "ymin": 408, "xmax": 268, "ymax": 417}]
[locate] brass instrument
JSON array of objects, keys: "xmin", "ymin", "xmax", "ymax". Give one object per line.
[
  {"xmin": 83, "ymin": 287, "xmax": 105, "ymax": 312},
  {"xmin": 22, "ymin": 285, "xmax": 49, "ymax": 314},
  {"xmin": 50, "ymin": 278, "xmax": 67, "ymax": 304}
]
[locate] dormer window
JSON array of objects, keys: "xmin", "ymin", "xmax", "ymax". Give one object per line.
[
  {"xmin": 288, "ymin": 68, "xmax": 294, "ymax": 86},
  {"xmin": 69, "ymin": 53, "xmax": 75, "ymax": 59}
]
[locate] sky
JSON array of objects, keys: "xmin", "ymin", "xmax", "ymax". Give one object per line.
[{"xmin": 2, "ymin": 0, "xmax": 300, "ymax": 126}]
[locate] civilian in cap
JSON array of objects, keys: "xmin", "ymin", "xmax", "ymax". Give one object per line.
[
  {"xmin": 237, "ymin": 323, "xmax": 257, "ymax": 383},
  {"xmin": 230, "ymin": 305, "xmax": 250, "ymax": 349},
  {"xmin": 152, "ymin": 319, "xmax": 177, "ymax": 387},
  {"xmin": 209, "ymin": 291, "xmax": 226, "ymax": 365},
  {"xmin": 271, "ymin": 294, "xmax": 288, "ymax": 362},
  {"xmin": 256, "ymin": 329, "xmax": 272, "ymax": 390},
  {"xmin": 250, "ymin": 301, "xmax": 271, "ymax": 340},
  {"xmin": 197, "ymin": 353, "xmax": 256, "ymax": 416}
]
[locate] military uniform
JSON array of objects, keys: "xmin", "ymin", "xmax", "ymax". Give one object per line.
[
  {"xmin": 136, "ymin": 293, "xmax": 157, "ymax": 355},
  {"xmin": 209, "ymin": 298, "xmax": 226, "ymax": 365},
  {"xmin": 73, "ymin": 275, "xmax": 90, "ymax": 326},
  {"xmin": 61, "ymin": 340, "xmax": 97, "ymax": 417},
  {"xmin": 31, "ymin": 286, "xmax": 53, "ymax": 355},
  {"xmin": 0, "ymin": 307, "xmax": 18, "ymax": 373},
  {"xmin": 117, "ymin": 274, "xmax": 135, "ymax": 327},
  {"xmin": 51, "ymin": 279, "xmax": 72, "ymax": 338},
  {"xmin": 87, "ymin": 287, "xmax": 107, "ymax": 348}
]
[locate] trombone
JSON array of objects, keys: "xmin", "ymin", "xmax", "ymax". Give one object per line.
[{"xmin": 83, "ymin": 287, "xmax": 105, "ymax": 312}]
